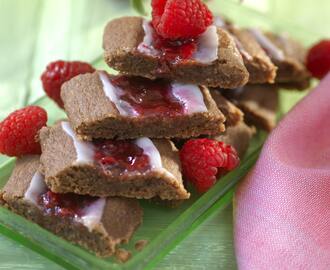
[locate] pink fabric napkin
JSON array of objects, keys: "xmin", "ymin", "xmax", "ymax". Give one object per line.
[{"xmin": 234, "ymin": 74, "xmax": 330, "ymax": 270}]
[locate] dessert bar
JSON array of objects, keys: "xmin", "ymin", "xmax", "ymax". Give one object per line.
[
  {"xmin": 0, "ymin": 155, "xmax": 142, "ymax": 257},
  {"xmin": 214, "ymin": 16, "xmax": 277, "ymax": 84},
  {"xmin": 61, "ymin": 71, "xmax": 226, "ymax": 140},
  {"xmin": 39, "ymin": 121, "xmax": 189, "ymax": 200},
  {"xmin": 103, "ymin": 17, "xmax": 249, "ymax": 88},
  {"xmin": 221, "ymin": 85, "xmax": 279, "ymax": 131},
  {"xmin": 215, "ymin": 15, "xmax": 311, "ymax": 90},
  {"xmin": 209, "ymin": 90, "xmax": 243, "ymax": 127},
  {"xmin": 248, "ymin": 29, "xmax": 311, "ymax": 89},
  {"xmin": 276, "ymin": 79, "xmax": 311, "ymax": 90},
  {"xmin": 0, "ymin": 0, "xmax": 303, "ymax": 262}
]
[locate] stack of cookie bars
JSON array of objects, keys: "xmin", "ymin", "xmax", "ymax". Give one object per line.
[{"xmin": 0, "ymin": 13, "xmax": 310, "ymax": 258}]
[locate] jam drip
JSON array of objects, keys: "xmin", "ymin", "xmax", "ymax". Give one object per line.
[
  {"xmin": 139, "ymin": 21, "xmax": 219, "ymax": 67},
  {"xmin": 152, "ymin": 30, "xmax": 197, "ymax": 63},
  {"xmin": 94, "ymin": 140, "xmax": 151, "ymax": 176},
  {"xmin": 38, "ymin": 190, "xmax": 98, "ymax": 218},
  {"xmin": 111, "ymin": 76, "xmax": 185, "ymax": 117}
]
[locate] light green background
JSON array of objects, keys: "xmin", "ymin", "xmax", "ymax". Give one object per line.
[{"xmin": 0, "ymin": 0, "xmax": 329, "ymax": 269}]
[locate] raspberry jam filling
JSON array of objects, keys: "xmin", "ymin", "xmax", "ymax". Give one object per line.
[
  {"xmin": 110, "ymin": 76, "xmax": 185, "ymax": 117},
  {"xmin": 38, "ymin": 190, "xmax": 98, "ymax": 218},
  {"xmin": 94, "ymin": 139, "xmax": 151, "ymax": 175},
  {"xmin": 138, "ymin": 20, "xmax": 218, "ymax": 64},
  {"xmin": 24, "ymin": 171, "xmax": 106, "ymax": 230},
  {"xmin": 61, "ymin": 122, "xmax": 166, "ymax": 176},
  {"xmin": 99, "ymin": 72, "xmax": 208, "ymax": 117},
  {"xmin": 152, "ymin": 31, "xmax": 197, "ymax": 63}
]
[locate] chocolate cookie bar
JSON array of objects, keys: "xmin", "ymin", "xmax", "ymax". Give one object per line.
[
  {"xmin": 276, "ymin": 79, "xmax": 311, "ymax": 91},
  {"xmin": 214, "ymin": 16, "xmax": 276, "ymax": 84},
  {"xmin": 39, "ymin": 122, "xmax": 189, "ymax": 200},
  {"xmin": 0, "ymin": 155, "xmax": 142, "ymax": 257},
  {"xmin": 248, "ymin": 29, "xmax": 311, "ymax": 89},
  {"xmin": 209, "ymin": 90, "xmax": 243, "ymax": 127},
  {"xmin": 103, "ymin": 17, "xmax": 249, "ymax": 88},
  {"xmin": 61, "ymin": 71, "xmax": 226, "ymax": 140},
  {"xmin": 221, "ymin": 85, "xmax": 279, "ymax": 131}
]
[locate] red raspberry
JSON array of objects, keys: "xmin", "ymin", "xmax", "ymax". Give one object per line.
[
  {"xmin": 41, "ymin": 60, "xmax": 95, "ymax": 108},
  {"xmin": 151, "ymin": 0, "xmax": 213, "ymax": 40},
  {"xmin": 306, "ymin": 40, "xmax": 330, "ymax": 79},
  {"xmin": 180, "ymin": 138, "xmax": 240, "ymax": 193},
  {"xmin": 0, "ymin": 106, "xmax": 48, "ymax": 157}
]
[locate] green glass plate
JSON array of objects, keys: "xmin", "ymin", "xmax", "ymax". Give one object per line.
[
  {"xmin": 0, "ymin": 54, "xmax": 268, "ymax": 270},
  {"xmin": 0, "ymin": 118, "xmax": 263, "ymax": 270},
  {"xmin": 0, "ymin": 89, "xmax": 264, "ymax": 269},
  {"xmin": 0, "ymin": 2, "xmax": 314, "ymax": 269},
  {"xmin": 0, "ymin": 59, "xmax": 267, "ymax": 269}
]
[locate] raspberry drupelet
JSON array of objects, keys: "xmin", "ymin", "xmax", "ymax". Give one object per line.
[{"xmin": 180, "ymin": 138, "xmax": 240, "ymax": 193}]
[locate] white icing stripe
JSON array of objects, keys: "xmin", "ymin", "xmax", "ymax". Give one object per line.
[
  {"xmin": 24, "ymin": 171, "xmax": 47, "ymax": 205},
  {"xmin": 172, "ymin": 83, "xmax": 208, "ymax": 114},
  {"xmin": 137, "ymin": 20, "xmax": 159, "ymax": 57},
  {"xmin": 24, "ymin": 171, "xmax": 105, "ymax": 232},
  {"xmin": 135, "ymin": 137, "xmax": 177, "ymax": 179},
  {"xmin": 135, "ymin": 137, "xmax": 162, "ymax": 170},
  {"xmin": 61, "ymin": 122, "xmax": 95, "ymax": 164},
  {"xmin": 214, "ymin": 16, "xmax": 226, "ymax": 28},
  {"xmin": 213, "ymin": 17, "xmax": 253, "ymax": 62},
  {"xmin": 233, "ymin": 36, "xmax": 253, "ymax": 61},
  {"xmin": 79, "ymin": 198, "xmax": 106, "ymax": 232},
  {"xmin": 99, "ymin": 72, "xmax": 135, "ymax": 116},
  {"xmin": 192, "ymin": 25, "xmax": 219, "ymax": 64},
  {"xmin": 249, "ymin": 28, "xmax": 285, "ymax": 61}
]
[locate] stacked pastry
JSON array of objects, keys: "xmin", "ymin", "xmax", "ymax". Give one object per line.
[
  {"xmin": 213, "ymin": 15, "xmax": 310, "ymax": 131},
  {"xmin": 103, "ymin": 15, "xmax": 310, "ymax": 133},
  {"xmin": 0, "ymin": 7, "xmax": 311, "ymax": 259},
  {"xmin": 1, "ymin": 156, "xmax": 142, "ymax": 257}
]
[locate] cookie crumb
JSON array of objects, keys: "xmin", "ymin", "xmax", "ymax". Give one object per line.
[
  {"xmin": 135, "ymin": 239, "xmax": 149, "ymax": 251},
  {"xmin": 115, "ymin": 248, "xmax": 132, "ymax": 263}
]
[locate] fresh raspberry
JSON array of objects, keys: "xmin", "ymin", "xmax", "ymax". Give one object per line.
[
  {"xmin": 41, "ymin": 60, "xmax": 95, "ymax": 108},
  {"xmin": 306, "ymin": 40, "xmax": 330, "ymax": 79},
  {"xmin": 0, "ymin": 106, "xmax": 48, "ymax": 157},
  {"xmin": 151, "ymin": 0, "xmax": 213, "ymax": 40},
  {"xmin": 180, "ymin": 138, "xmax": 240, "ymax": 193},
  {"xmin": 151, "ymin": 0, "xmax": 167, "ymax": 29}
]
